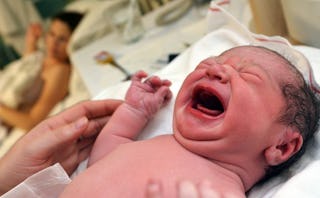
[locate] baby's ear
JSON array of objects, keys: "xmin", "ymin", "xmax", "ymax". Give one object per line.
[{"xmin": 264, "ymin": 129, "xmax": 303, "ymax": 166}]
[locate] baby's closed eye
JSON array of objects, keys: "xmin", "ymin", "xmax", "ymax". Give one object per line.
[{"xmin": 239, "ymin": 66, "xmax": 262, "ymax": 82}]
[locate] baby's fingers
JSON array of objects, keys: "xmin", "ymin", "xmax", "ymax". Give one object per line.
[
  {"xmin": 144, "ymin": 76, "xmax": 162, "ymax": 87},
  {"xmin": 131, "ymin": 70, "xmax": 148, "ymax": 82},
  {"xmin": 155, "ymin": 86, "xmax": 172, "ymax": 106},
  {"xmin": 161, "ymin": 79, "xmax": 172, "ymax": 87},
  {"xmin": 145, "ymin": 76, "xmax": 171, "ymax": 90}
]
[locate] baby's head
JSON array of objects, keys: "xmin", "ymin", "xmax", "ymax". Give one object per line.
[{"xmin": 173, "ymin": 45, "xmax": 320, "ymax": 189}]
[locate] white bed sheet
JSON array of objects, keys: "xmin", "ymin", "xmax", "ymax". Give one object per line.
[{"xmin": 93, "ymin": 2, "xmax": 320, "ymax": 197}]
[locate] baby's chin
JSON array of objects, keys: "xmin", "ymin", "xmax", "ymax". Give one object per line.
[
  {"xmin": 172, "ymin": 130, "xmax": 218, "ymax": 161},
  {"xmin": 173, "ymin": 115, "xmax": 224, "ymax": 141}
]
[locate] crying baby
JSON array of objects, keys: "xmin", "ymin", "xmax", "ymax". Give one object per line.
[{"xmin": 60, "ymin": 45, "xmax": 319, "ymax": 197}]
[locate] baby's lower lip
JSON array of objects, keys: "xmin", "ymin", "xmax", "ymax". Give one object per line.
[
  {"xmin": 196, "ymin": 104, "xmax": 223, "ymax": 117},
  {"xmin": 188, "ymin": 102, "xmax": 224, "ymax": 119}
]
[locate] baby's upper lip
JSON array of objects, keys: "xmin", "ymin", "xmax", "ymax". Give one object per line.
[{"xmin": 191, "ymin": 84, "xmax": 227, "ymax": 117}]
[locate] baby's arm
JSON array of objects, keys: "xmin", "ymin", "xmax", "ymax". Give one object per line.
[{"xmin": 88, "ymin": 71, "xmax": 172, "ymax": 165}]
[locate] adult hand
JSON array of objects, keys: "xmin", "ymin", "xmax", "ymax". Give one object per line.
[
  {"xmin": 146, "ymin": 180, "xmax": 219, "ymax": 198},
  {"xmin": 0, "ymin": 99, "xmax": 122, "ymax": 195},
  {"xmin": 24, "ymin": 23, "xmax": 42, "ymax": 55}
]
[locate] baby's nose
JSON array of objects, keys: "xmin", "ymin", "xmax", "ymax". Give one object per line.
[{"xmin": 206, "ymin": 64, "xmax": 229, "ymax": 83}]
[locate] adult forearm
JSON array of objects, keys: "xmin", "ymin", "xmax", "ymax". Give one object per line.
[
  {"xmin": 23, "ymin": 23, "xmax": 42, "ymax": 57},
  {"xmin": 0, "ymin": 104, "xmax": 36, "ymax": 130},
  {"xmin": 0, "ymin": 158, "xmax": 15, "ymax": 195},
  {"xmin": 23, "ymin": 44, "xmax": 37, "ymax": 57}
]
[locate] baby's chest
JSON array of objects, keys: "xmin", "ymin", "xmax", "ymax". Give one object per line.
[
  {"xmin": 63, "ymin": 146, "xmax": 181, "ymax": 197},
  {"xmin": 67, "ymin": 139, "xmax": 241, "ymax": 197},
  {"xmin": 89, "ymin": 142, "xmax": 217, "ymax": 192}
]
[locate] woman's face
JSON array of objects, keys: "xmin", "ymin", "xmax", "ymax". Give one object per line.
[
  {"xmin": 45, "ymin": 19, "xmax": 72, "ymax": 62},
  {"xmin": 173, "ymin": 46, "xmax": 293, "ymax": 164}
]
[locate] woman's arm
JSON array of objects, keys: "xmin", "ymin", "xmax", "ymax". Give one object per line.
[
  {"xmin": 24, "ymin": 23, "xmax": 42, "ymax": 57},
  {"xmin": 0, "ymin": 64, "xmax": 70, "ymax": 130}
]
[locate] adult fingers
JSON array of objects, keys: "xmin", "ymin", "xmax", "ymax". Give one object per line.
[
  {"xmin": 178, "ymin": 180, "xmax": 199, "ymax": 198},
  {"xmin": 59, "ymin": 137, "xmax": 94, "ymax": 172},
  {"xmin": 77, "ymin": 144, "xmax": 93, "ymax": 164},
  {"xmin": 48, "ymin": 100, "xmax": 122, "ymax": 127},
  {"xmin": 86, "ymin": 99, "xmax": 122, "ymax": 117},
  {"xmin": 81, "ymin": 116, "xmax": 110, "ymax": 138},
  {"xmin": 145, "ymin": 180, "xmax": 163, "ymax": 198},
  {"xmin": 77, "ymin": 136, "xmax": 96, "ymax": 149},
  {"xmin": 57, "ymin": 137, "xmax": 95, "ymax": 175},
  {"xmin": 199, "ymin": 180, "xmax": 220, "ymax": 198},
  {"xmin": 29, "ymin": 117, "xmax": 89, "ymax": 155}
]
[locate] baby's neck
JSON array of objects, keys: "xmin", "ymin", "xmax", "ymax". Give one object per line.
[
  {"xmin": 153, "ymin": 135, "xmax": 249, "ymax": 194},
  {"xmin": 174, "ymin": 133, "xmax": 266, "ymax": 191},
  {"xmin": 210, "ymin": 158, "xmax": 266, "ymax": 191},
  {"xmin": 203, "ymin": 159, "xmax": 247, "ymax": 194}
]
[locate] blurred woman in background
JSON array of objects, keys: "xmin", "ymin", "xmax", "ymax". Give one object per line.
[{"xmin": 0, "ymin": 11, "xmax": 83, "ymax": 131}]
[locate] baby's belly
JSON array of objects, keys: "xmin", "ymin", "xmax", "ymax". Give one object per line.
[{"xmin": 60, "ymin": 136, "xmax": 217, "ymax": 197}]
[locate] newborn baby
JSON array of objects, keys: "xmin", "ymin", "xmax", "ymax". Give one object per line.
[{"xmin": 60, "ymin": 45, "xmax": 319, "ymax": 197}]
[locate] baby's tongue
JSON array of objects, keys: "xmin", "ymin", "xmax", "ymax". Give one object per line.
[{"xmin": 196, "ymin": 104, "xmax": 222, "ymax": 117}]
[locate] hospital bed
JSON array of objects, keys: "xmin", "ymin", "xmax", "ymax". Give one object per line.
[{"xmin": 2, "ymin": 1, "xmax": 320, "ymax": 197}]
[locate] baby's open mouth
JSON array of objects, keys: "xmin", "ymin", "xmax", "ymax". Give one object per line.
[{"xmin": 192, "ymin": 88, "xmax": 224, "ymax": 117}]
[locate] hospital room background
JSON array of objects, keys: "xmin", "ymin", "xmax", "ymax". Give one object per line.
[{"xmin": 0, "ymin": 0, "xmax": 320, "ymax": 197}]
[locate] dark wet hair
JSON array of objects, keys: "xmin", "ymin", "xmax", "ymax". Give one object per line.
[
  {"xmin": 253, "ymin": 46, "xmax": 320, "ymax": 183},
  {"xmin": 52, "ymin": 11, "xmax": 84, "ymax": 33}
]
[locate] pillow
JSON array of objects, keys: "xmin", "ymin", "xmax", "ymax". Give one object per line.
[{"xmin": 0, "ymin": 52, "xmax": 42, "ymax": 108}]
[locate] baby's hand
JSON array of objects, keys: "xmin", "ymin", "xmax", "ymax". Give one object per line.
[{"xmin": 125, "ymin": 70, "xmax": 172, "ymax": 119}]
